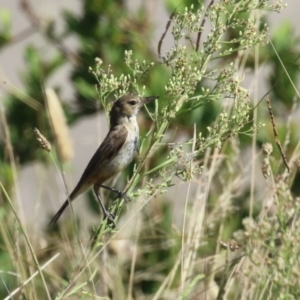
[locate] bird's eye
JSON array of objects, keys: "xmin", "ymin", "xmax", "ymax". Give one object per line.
[{"xmin": 129, "ymin": 100, "xmax": 137, "ymax": 105}]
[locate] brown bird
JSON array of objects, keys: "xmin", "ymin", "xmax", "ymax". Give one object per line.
[{"xmin": 49, "ymin": 94, "xmax": 158, "ymax": 227}]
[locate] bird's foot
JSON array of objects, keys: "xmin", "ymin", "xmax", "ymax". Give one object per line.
[
  {"xmin": 122, "ymin": 192, "xmax": 131, "ymax": 202},
  {"xmin": 115, "ymin": 191, "xmax": 131, "ymax": 202},
  {"xmin": 103, "ymin": 211, "xmax": 116, "ymax": 227}
]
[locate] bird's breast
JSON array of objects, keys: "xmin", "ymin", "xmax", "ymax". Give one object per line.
[{"xmin": 106, "ymin": 125, "xmax": 138, "ymax": 174}]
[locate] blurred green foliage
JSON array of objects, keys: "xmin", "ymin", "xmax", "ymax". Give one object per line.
[
  {"xmin": 268, "ymin": 22, "xmax": 300, "ymax": 109},
  {"xmin": 0, "ymin": 9, "xmax": 11, "ymax": 48}
]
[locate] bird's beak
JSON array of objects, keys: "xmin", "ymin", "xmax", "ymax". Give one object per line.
[{"xmin": 142, "ymin": 96, "xmax": 159, "ymax": 105}]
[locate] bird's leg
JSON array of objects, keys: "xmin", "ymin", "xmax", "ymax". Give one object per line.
[
  {"xmin": 100, "ymin": 184, "xmax": 131, "ymax": 202},
  {"xmin": 93, "ymin": 185, "xmax": 115, "ymax": 227}
]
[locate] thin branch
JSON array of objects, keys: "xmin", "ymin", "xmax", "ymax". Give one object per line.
[
  {"xmin": 266, "ymin": 97, "xmax": 290, "ymax": 173},
  {"xmin": 196, "ymin": 0, "xmax": 215, "ymax": 51},
  {"xmin": 19, "ymin": 0, "xmax": 81, "ymax": 64},
  {"xmin": 158, "ymin": 11, "xmax": 176, "ymax": 59}
]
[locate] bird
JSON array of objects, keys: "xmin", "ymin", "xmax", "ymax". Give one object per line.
[{"xmin": 49, "ymin": 94, "xmax": 158, "ymax": 227}]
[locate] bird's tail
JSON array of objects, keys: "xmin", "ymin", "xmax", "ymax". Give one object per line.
[
  {"xmin": 49, "ymin": 199, "xmax": 70, "ymax": 227},
  {"xmin": 48, "ymin": 182, "xmax": 88, "ymax": 227}
]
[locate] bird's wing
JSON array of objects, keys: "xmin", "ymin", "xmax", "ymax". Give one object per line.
[
  {"xmin": 76, "ymin": 125, "xmax": 128, "ymax": 183},
  {"xmin": 49, "ymin": 125, "xmax": 128, "ymax": 225}
]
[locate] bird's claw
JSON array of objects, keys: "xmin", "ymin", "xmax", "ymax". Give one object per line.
[
  {"xmin": 104, "ymin": 211, "xmax": 116, "ymax": 227},
  {"xmin": 116, "ymin": 192, "xmax": 131, "ymax": 202},
  {"xmin": 122, "ymin": 193, "xmax": 131, "ymax": 202}
]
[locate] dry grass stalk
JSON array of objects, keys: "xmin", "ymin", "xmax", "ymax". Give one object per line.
[{"xmin": 45, "ymin": 88, "xmax": 73, "ymax": 162}]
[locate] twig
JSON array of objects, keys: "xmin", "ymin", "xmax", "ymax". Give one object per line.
[
  {"xmin": 196, "ymin": 0, "xmax": 215, "ymax": 51},
  {"xmin": 158, "ymin": 11, "xmax": 176, "ymax": 59},
  {"xmin": 10, "ymin": 27, "xmax": 37, "ymax": 45},
  {"xmin": 266, "ymin": 97, "xmax": 290, "ymax": 173},
  {"xmin": 19, "ymin": 0, "xmax": 81, "ymax": 64}
]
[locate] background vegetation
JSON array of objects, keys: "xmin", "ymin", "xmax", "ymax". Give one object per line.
[{"xmin": 1, "ymin": 0, "xmax": 300, "ymax": 299}]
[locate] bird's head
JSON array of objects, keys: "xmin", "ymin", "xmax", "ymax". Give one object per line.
[{"xmin": 110, "ymin": 94, "xmax": 158, "ymax": 126}]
